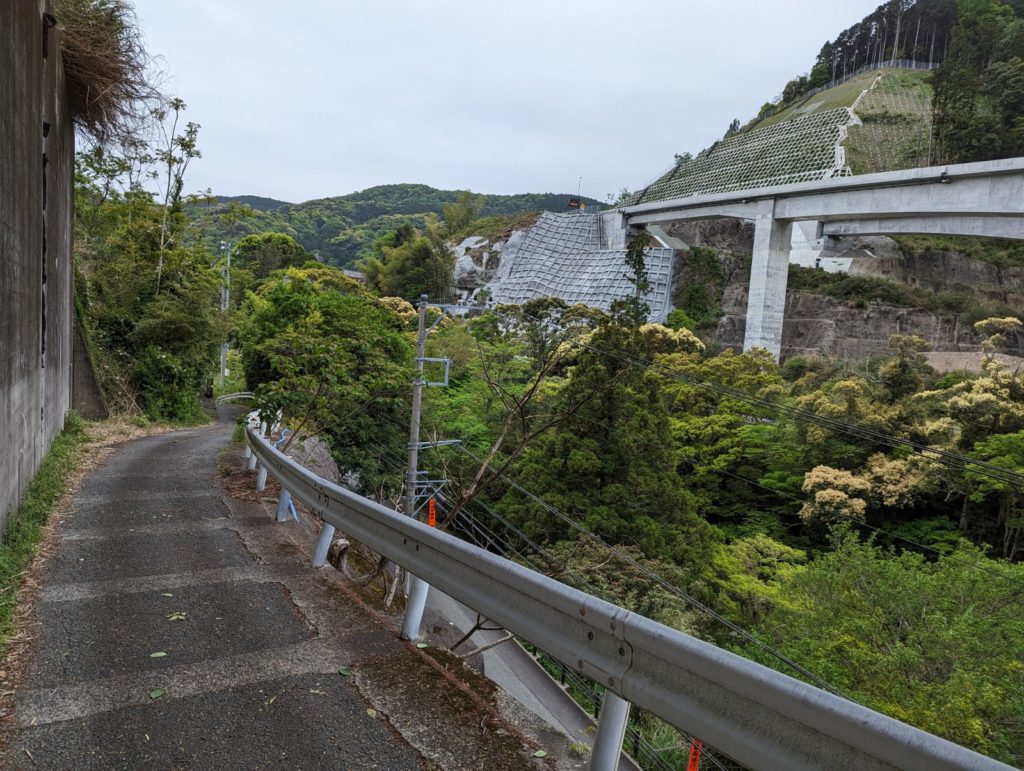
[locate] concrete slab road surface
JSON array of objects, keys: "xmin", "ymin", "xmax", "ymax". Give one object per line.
[{"xmin": 1, "ymin": 406, "xmax": 576, "ymax": 769}]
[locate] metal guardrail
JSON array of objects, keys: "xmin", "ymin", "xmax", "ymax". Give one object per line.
[
  {"xmin": 215, "ymin": 391, "xmax": 255, "ymax": 404},
  {"xmin": 246, "ymin": 427, "xmax": 1012, "ymax": 771}
]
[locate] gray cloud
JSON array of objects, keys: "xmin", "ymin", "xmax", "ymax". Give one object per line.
[{"xmin": 132, "ymin": 0, "xmax": 882, "ymax": 203}]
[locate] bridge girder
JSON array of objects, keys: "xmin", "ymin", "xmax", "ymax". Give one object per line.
[{"xmin": 618, "ymin": 157, "xmax": 1024, "ymax": 360}]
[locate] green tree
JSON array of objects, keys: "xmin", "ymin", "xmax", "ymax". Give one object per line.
[
  {"xmin": 238, "ymin": 266, "xmax": 412, "ymax": 492},
  {"xmin": 749, "ymin": 529, "xmax": 1024, "ymax": 765},
  {"xmin": 496, "ymin": 317, "xmax": 717, "ymax": 570},
  {"xmin": 74, "ymin": 119, "xmax": 222, "ymax": 421},
  {"xmin": 233, "ymin": 232, "xmax": 310, "ymax": 282},
  {"xmin": 932, "ymin": 0, "xmax": 1022, "ymax": 162},
  {"xmin": 358, "ymin": 217, "xmax": 454, "ymax": 300},
  {"xmin": 966, "ymin": 430, "xmax": 1024, "ymax": 559},
  {"xmin": 442, "ymin": 191, "xmax": 484, "ymax": 235}
]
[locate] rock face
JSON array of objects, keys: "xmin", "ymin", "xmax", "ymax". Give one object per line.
[
  {"xmin": 851, "ymin": 250, "xmax": 1024, "ymax": 308},
  {"xmin": 715, "ymin": 285, "xmax": 988, "ymax": 360},
  {"xmin": 452, "ymin": 236, "xmax": 511, "ymax": 293},
  {"xmin": 459, "ymin": 213, "xmax": 675, "ymax": 322}
]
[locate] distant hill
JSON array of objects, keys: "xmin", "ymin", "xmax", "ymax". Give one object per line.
[
  {"xmin": 215, "ymin": 194, "xmax": 293, "ymax": 212},
  {"xmin": 197, "ymin": 184, "xmax": 603, "ymax": 267}
]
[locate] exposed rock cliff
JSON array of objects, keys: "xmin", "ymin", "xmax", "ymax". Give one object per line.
[
  {"xmin": 715, "ymin": 285, "xmax": 989, "ymax": 360},
  {"xmin": 670, "ymin": 221, "xmax": 1024, "ymax": 360}
]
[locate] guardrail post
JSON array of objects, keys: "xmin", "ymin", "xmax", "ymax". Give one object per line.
[
  {"xmin": 276, "ymin": 488, "xmax": 292, "ymax": 522},
  {"xmin": 246, "ymin": 449, "xmax": 258, "ymax": 471},
  {"xmin": 401, "ymin": 573, "xmax": 430, "ymax": 641},
  {"xmin": 590, "ymin": 691, "xmax": 631, "ymax": 771},
  {"xmin": 256, "ymin": 463, "xmax": 267, "ymax": 491},
  {"xmin": 242, "ymin": 444, "xmax": 251, "ymax": 460},
  {"xmin": 312, "ymin": 522, "xmax": 335, "ymax": 567}
]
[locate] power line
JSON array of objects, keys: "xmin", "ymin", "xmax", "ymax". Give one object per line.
[{"xmin": 367, "ymin": 444, "xmax": 733, "ymax": 771}]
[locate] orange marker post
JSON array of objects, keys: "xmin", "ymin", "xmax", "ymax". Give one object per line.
[
  {"xmin": 686, "ymin": 739, "xmax": 702, "ymax": 771},
  {"xmin": 427, "ymin": 498, "xmax": 437, "ymax": 528}
]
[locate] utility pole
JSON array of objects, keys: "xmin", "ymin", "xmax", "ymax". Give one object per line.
[
  {"xmin": 219, "ymin": 241, "xmax": 231, "ymax": 388},
  {"xmin": 401, "ymin": 294, "xmax": 431, "ymax": 640}
]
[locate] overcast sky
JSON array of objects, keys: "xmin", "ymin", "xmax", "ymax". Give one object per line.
[{"xmin": 131, "ymin": 1, "xmax": 881, "ymax": 204}]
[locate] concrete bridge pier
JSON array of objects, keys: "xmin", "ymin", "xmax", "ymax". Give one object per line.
[{"xmin": 744, "ymin": 205, "xmax": 793, "ymax": 360}]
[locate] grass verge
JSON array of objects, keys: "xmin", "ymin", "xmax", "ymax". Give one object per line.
[{"xmin": 0, "ymin": 411, "xmax": 88, "ymax": 654}]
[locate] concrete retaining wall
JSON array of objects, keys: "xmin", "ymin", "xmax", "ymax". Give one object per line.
[{"xmin": 1, "ymin": 0, "xmax": 75, "ymax": 531}]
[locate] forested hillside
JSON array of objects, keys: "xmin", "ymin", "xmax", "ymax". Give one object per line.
[
  {"xmin": 196, "ymin": 185, "xmax": 602, "ymax": 268},
  {"xmin": 764, "ymin": 0, "xmax": 1024, "ymax": 164}
]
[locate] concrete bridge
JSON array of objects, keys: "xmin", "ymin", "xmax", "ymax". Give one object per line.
[{"xmin": 619, "ymin": 158, "xmax": 1024, "ymax": 359}]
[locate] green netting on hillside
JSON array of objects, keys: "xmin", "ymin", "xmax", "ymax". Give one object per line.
[
  {"xmin": 845, "ymin": 71, "xmax": 933, "ymax": 174},
  {"xmin": 629, "ymin": 108, "xmax": 853, "ymax": 205}
]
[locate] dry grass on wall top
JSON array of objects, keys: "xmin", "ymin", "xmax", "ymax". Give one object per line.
[{"xmin": 56, "ymin": 0, "xmax": 159, "ymax": 143}]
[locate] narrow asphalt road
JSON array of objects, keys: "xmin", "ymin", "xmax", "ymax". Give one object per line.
[{"xmin": 2, "ymin": 408, "xmax": 571, "ymax": 769}]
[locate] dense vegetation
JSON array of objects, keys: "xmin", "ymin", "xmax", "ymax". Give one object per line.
[
  {"xmin": 815, "ymin": 0, "xmax": 957, "ymax": 83},
  {"xmin": 771, "ymin": 0, "xmax": 1024, "ymax": 164},
  {"xmin": 194, "ymin": 185, "xmax": 602, "ymax": 268},
  {"xmin": 74, "ymin": 99, "xmax": 228, "ymax": 422},
  {"xmin": 932, "ymin": 0, "xmax": 1024, "ymax": 161},
  {"xmin": 236, "ymin": 258, "xmax": 1024, "ymax": 763}
]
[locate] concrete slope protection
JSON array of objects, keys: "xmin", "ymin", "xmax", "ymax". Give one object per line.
[{"xmin": 2, "ymin": 408, "xmax": 557, "ymax": 769}]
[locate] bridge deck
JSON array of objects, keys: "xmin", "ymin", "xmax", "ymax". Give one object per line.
[{"xmin": 1, "ymin": 407, "xmax": 563, "ymax": 769}]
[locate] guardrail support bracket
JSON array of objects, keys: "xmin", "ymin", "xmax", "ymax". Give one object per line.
[{"xmin": 276, "ymin": 488, "xmax": 293, "ymax": 523}]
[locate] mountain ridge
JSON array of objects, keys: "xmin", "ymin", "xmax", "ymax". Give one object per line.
[{"xmin": 202, "ymin": 183, "xmax": 603, "ymax": 267}]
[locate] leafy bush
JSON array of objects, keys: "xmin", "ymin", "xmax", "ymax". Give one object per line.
[
  {"xmin": 672, "ymin": 247, "xmax": 726, "ymax": 333},
  {"xmin": 132, "ymin": 345, "xmax": 205, "ymax": 422}
]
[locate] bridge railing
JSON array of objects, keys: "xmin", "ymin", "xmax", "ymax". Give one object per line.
[{"xmin": 245, "ymin": 427, "xmax": 1011, "ymax": 771}]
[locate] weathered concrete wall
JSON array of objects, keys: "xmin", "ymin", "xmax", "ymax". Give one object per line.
[{"xmin": 1, "ymin": 0, "xmax": 74, "ymax": 531}]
